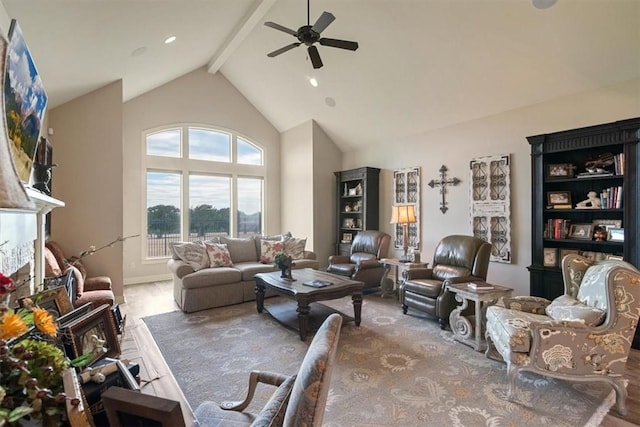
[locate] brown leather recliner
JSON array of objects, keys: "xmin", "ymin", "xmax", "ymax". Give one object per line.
[
  {"xmin": 327, "ymin": 230, "xmax": 391, "ymax": 289},
  {"xmin": 399, "ymin": 235, "xmax": 491, "ymax": 329}
]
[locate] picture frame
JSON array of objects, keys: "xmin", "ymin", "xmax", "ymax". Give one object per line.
[
  {"xmin": 546, "ymin": 163, "xmax": 575, "ymax": 179},
  {"xmin": 348, "ymin": 188, "xmax": 357, "ymax": 196},
  {"xmin": 342, "ymin": 233, "xmax": 352, "ymax": 243},
  {"xmin": 342, "ymin": 218, "xmax": 354, "ymax": 228},
  {"xmin": 543, "ymin": 248, "xmax": 558, "ymax": 267},
  {"xmin": 102, "ymin": 386, "xmax": 185, "ymax": 427},
  {"xmin": 57, "ymin": 302, "xmax": 94, "ymax": 327},
  {"xmin": 608, "ymin": 227, "xmax": 624, "ymax": 242},
  {"xmin": 546, "ymin": 191, "xmax": 572, "ymax": 207},
  {"xmin": 19, "ymin": 286, "xmax": 74, "ymax": 317},
  {"xmin": 60, "ymin": 304, "xmax": 121, "ymax": 366},
  {"xmin": 606, "ymin": 254, "xmax": 624, "ymax": 261},
  {"xmin": 592, "ymin": 219, "xmax": 622, "ymax": 228},
  {"xmin": 5, "ymin": 19, "xmax": 48, "ymax": 184},
  {"xmin": 568, "ymin": 223, "xmax": 594, "ymax": 240}
]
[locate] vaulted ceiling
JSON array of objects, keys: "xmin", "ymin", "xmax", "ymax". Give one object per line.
[{"xmin": 2, "ymin": 0, "xmax": 639, "ymax": 151}]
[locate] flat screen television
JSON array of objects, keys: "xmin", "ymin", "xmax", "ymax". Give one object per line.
[{"xmin": 4, "ymin": 19, "xmax": 47, "ymax": 184}]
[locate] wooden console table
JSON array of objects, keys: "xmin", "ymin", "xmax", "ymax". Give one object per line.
[{"xmin": 447, "ymin": 282, "xmax": 513, "ymax": 352}]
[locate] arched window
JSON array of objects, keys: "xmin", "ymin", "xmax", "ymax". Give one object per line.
[{"xmin": 144, "ymin": 126, "xmax": 264, "ymax": 258}]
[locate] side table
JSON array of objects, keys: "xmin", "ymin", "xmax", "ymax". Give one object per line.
[
  {"xmin": 379, "ymin": 258, "xmax": 428, "ymax": 298},
  {"xmin": 447, "ymin": 282, "xmax": 513, "ymax": 351}
]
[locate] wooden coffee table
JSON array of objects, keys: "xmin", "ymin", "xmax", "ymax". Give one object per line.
[{"xmin": 254, "ymin": 269, "xmax": 364, "ymax": 341}]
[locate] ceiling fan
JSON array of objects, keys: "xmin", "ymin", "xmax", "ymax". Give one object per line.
[{"xmin": 264, "ymin": 0, "xmax": 359, "ymax": 69}]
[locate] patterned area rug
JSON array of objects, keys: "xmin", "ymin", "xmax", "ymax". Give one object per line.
[{"xmin": 144, "ymin": 296, "xmax": 617, "ymax": 426}]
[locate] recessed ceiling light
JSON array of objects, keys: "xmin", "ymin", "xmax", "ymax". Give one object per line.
[
  {"xmin": 131, "ymin": 46, "xmax": 147, "ymax": 57},
  {"xmin": 325, "ymin": 97, "xmax": 336, "ymax": 107},
  {"xmin": 532, "ymin": 0, "xmax": 558, "ymax": 9},
  {"xmin": 164, "ymin": 35, "xmax": 177, "ymax": 44},
  {"xmin": 309, "ymin": 77, "xmax": 318, "ymax": 87}
]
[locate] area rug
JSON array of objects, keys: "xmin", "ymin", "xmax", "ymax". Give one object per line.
[{"xmin": 143, "ymin": 296, "xmax": 617, "ymax": 426}]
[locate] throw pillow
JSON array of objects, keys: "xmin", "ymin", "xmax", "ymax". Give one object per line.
[
  {"xmin": 205, "ymin": 243, "xmax": 233, "ymax": 267},
  {"xmin": 260, "ymin": 240, "xmax": 285, "ymax": 264},
  {"xmin": 284, "ymin": 237, "xmax": 307, "ymax": 260},
  {"xmin": 545, "ymin": 294, "xmax": 606, "ymax": 327},
  {"xmin": 220, "ymin": 236, "xmax": 258, "ymax": 263},
  {"xmin": 169, "ymin": 241, "xmax": 209, "ymax": 271}
]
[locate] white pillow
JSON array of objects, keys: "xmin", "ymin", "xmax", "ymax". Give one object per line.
[
  {"xmin": 169, "ymin": 241, "xmax": 209, "ymax": 271},
  {"xmin": 205, "ymin": 243, "xmax": 234, "ymax": 267},
  {"xmin": 260, "ymin": 239, "xmax": 285, "ymax": 264},
  {"xmin": 284, "ymin": 237, "xmax": 307, "ymax": 260}
]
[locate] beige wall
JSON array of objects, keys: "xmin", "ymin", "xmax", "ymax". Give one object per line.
[
  {"xmin": 122, "ymin": 67, "xmax": 281, "ymax": 285},
  {"xmin": 280, "ymin": 120, "xmax": 342, "ymax": 268},
  {"xmin": 343, "ymin": 78, "xmax": 640, "ymax": 296},
  {"xmin": 312, "ymin": 122, "xmax": 342, "ymax": 268},
  {"xmin": 48, "ymin": 81, "xmax": 124, "ymax": 299}
]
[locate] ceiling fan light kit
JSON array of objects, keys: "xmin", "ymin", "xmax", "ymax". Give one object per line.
[{"xmin": 265, "ymin": 0, "xmax": 358, "ymax": 69}]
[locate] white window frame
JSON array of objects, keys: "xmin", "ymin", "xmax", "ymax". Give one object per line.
[{"xmin": 142, "ymin": 124, "xmax": 265, "ymax": 260}]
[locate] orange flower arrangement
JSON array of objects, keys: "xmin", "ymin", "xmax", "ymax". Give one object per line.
[{"xmin": 0, "ymin": 272, "xmax": 68, "ymax": 426}]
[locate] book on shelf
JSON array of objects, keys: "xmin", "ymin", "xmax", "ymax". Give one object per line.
[
  {"xmin": 546, "ymin": 218, "xmax": 571, "ymax": 239},
  {"xmin": 600, "ymin": 185, "xmax": 623, "ymax": 209},
  {"xmin": 303, "ymin": 280, "xmax": 334, "ymax": 288},
  {"xmin": 467, "ymin": 282, "xmax": 494, "ymax": 290},
  {"xmin": 550, "ymin": 204, "xmax": 572, "ymax": 209}
]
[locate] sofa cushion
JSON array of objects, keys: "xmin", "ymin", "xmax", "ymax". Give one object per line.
[
  {"xmin": 181, "ymin": 267, "xmax": 242, "ymax": 290},
  {"xmin": 284, "ymin": 237, "xmax": 307, "ymax": 260},
  {"xmin": 576, "ymin": 263, "xmax": 616, "ymax": 311},
  {"xmin": 545, "ymin": 294, "xmax": 606, "ymax": 326},
  {"xmin": 236, "ymin": 262, "xmax": 278, "ymax": 281},
  {"xmin": 169, "ymin": 241, "xmax": 209, "ymax": 271},
  {"xmin": 260, "ymin": 239, "xmax": 285, "ymax": 264},
  {"xmin": 221, "ymin": 236, "xmax": 258, "ymax": 263}
]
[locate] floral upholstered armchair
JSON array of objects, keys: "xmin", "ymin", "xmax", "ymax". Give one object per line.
[
  {"xmin": 484, "ymin": 254, "xmax": 640, "ymax": 416},
  {"xmin": 194, "ymin": 313, "xmax": 342, "ymax": 426}
]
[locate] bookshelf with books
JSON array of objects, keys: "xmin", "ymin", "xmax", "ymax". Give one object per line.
[{"xmin": 527, "ymin": 119, "xmax": 639, "ymax": 344}]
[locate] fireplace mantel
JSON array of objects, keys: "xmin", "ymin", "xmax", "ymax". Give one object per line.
[{"xmin": 0, "ymin": 188, "xmax": 64, "ymax": 290}]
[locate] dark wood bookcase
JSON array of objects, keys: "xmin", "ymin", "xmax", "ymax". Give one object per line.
[
  {"xmin": 334, "ymin": 167, "xmax": 380, "ymax": 256},
  {"xmin": 527, "ymin": 117, "xmax": 640, "ymax": 348}
]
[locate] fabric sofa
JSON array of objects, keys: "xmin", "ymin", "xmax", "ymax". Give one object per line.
[{"xmin": 168, "ymin": 234, "xmax": 319, "ymax": 313}]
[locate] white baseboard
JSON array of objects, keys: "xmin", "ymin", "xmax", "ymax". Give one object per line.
[{"xmin": 123, "ymin": 274, "xmax": 172, "ymax": 286}]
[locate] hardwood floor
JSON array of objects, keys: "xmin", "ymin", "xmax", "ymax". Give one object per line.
[{"xmin": 119, "ymin": 280, "xmax": 640, "ymax": 426}]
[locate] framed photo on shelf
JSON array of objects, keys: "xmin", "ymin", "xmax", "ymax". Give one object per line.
[
  {"xmin": 342, "ymin": 218, "xmax": 354, "ymax": 228},
  {"xmin": 608, "ymin": 228, "xmax": 624, "ymax": 242},
  {"xmin": 568, "ymin": 223, "xmax": 594, "ymax": 240},
  {"xmin": 546, "ymin": 163, "xmax": 575, "ymax": 179},
  {"xmin": 592, "ymin": 219, "xmax": 622, "ymax": 228},
  {"xmin": 547, "ymin": 191, "xmax": 572, "ymax": 207},
  {"xmin": 102, "ymin": 387, "xmax": 185, "ymax": 427},
  {"xmin": 543, "ymin": 248, "xmax": 558, "ymax": 267},
  {"xmin": 342, "ymin": 233, "xmax": 352, "ymax": 243},
  {"xmin": 60, "ymin": 304, "xmax": 121, "ymax": 366},
  {"xmin": 19, "ymin": 286, "xmax": 74, "ymax": 317},
  {"xmin": 606, "ymin": 254, "xmax": 624, "ymax": 261}
]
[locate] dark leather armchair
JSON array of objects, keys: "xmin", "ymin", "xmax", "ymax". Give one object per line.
[
  {"xmin": 327, "ymin": 230, "xmax": 391, "ymax": 289},
  {"xmin": 399, "ymin": 235, "xmax": 491, "ymax": 329}
]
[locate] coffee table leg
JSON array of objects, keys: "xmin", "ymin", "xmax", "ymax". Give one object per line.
[
  {"xmin": 255, "ymin": 282, "xmax": 265, "ymax": 313},
  {"xmin": 297, "ymin": 303, "xmax": 310, "ymax": 341},
  {"xmin": 352, "ymin": 293, "xmax": 362, "ymax": 326}
]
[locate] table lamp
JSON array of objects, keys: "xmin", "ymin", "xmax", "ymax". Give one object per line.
[{"xmin": 390, "ymin": 204, "xmax": 416, "ymax": 262}]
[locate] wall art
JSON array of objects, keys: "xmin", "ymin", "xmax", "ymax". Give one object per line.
[
  {"xmin": 470, "ymin": 154, "xmax": 511, "ymax": 263},
  {"xmin": 393, "ymin": 166, "xmax": 420, "ymax": 251}
]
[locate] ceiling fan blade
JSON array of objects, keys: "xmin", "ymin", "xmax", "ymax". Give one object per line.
[
  {"xmin": 308, "ymin": 45, "xmax": 323, "ymax": 69},
  {"xmin": 311, "ymin": 11, "xmax": 335, "ymax": 34},
  {"xmin": 267, "ymin": 43, "xmax": 301, "ymax": 57},
  {"xmin": 319, "ymin": 38, "xmax": 359, "ymax": 51},
  {"xmin": 264, "ymin": 21, "xmax": 298, "ymax": 36}
]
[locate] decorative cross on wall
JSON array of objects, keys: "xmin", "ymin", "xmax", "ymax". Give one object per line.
[{"xmin": 428, "ymin": 165, "xmax": 460, "ymax": 214}]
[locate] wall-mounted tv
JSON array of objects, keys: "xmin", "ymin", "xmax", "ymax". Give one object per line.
[{"xmin": 4, "ymin": 19, "xmax": 47, "ymax": 184}]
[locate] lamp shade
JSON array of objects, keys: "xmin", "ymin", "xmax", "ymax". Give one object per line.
[{"xmin": 390, "ymin": 204, "xmax": 416, "ymax": 224}]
